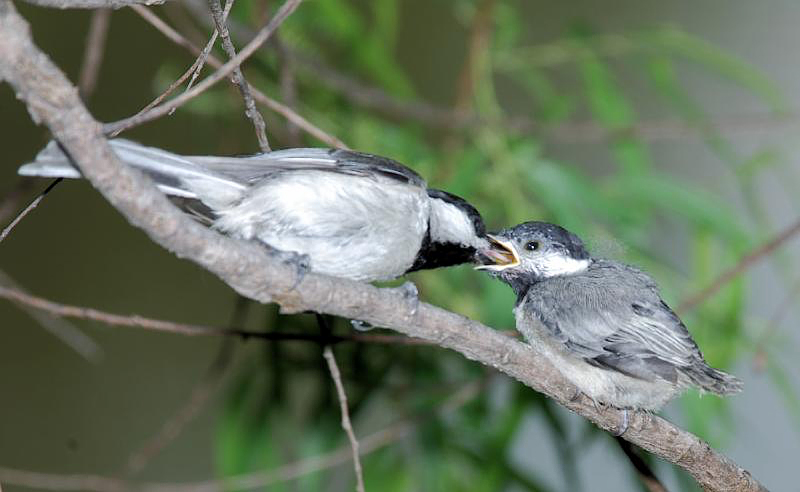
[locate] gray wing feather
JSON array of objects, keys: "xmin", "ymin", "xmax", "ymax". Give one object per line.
[
  {"xmin": 525, "ymin": 260, "xmax": 709, "ymax": 384},
  {"xmin": 186, "ymin": 148, "xmax": 427, "ymax": 188},
  {"xmin": 18, "ymin": 139, "xmax": 246, "ymax": 204}
]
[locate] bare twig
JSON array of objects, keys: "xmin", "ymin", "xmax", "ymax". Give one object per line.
[
  {"xmin": 22, "ymin": 0, "xmax": 167, "ymax": 8},
  {"xmin": 0, "ymin": 284, "xmax": 465, "ymax": 345},
  {"xmin": 323, "ymin": 346, "xmax": 365, "ymax": 492},
  {"xmin": 752, "ymin": 273, "xmax": 800, "ymax": 371},
  {"xmin": 102, "ymin": 0, "xmax": 302, "ymax": 136},
  {"xmin": 125, "ymin": 301, "xmax": 239, "ymax": 475},
  {"xmin": 183, "ymin": 0, "xmax": 233, "ymax": 97},
  {"xmin": 0, "ymin": 421, "xmax": 409, "ymax": 492},
  {"xmin": 129, "ymin": 4, "xmax": 347, "ymax": 148},
  {"xmin": 275, "ymin": 37, "xmax": 300, "ymax": 145},
  {"xmin": 207, "ymin": 0, "xmax": 270, "ymax": 151},
  {"xmin": 0, "ymin": 381, "xmax": 481, "ymax": 492},
  {"xmin": 111, "ymin": 4, "xmax": 229, "ymax": 132},
  {"xmin": 0, "ymin": 178, "xmax": 61, "ymax": 244},
  {"xmin": 615, "ymin": 437, "xmax": 669, "ymax": 492},
  {"xmin": 0, "ymin": 270, "xmax": 102, "ymax": 361},
  {"xmin": 124, "ymin": 345, "xmax": 233, "ymax": 475},
  {"xmin": 0, "ymin": 4, "xmax": 767, "ymax": 490},
  {"xmin": 78, "ymin": 8, "xmax": 111, "ymax": 99},
  {"xmin": 0, "ymin": 178, "xmax": 34, "ymax": 224},
  {"xmin": 181, "ymin": 0, "xmax": 800, "ymax": 144},
  {"xmin": 679, "ymin": 216, "xmax": 800, "ymax": 312}
]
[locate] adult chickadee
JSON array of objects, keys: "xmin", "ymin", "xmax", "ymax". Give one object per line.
[
  {"xmin": 18, "ymin": 139, "xmax": 487, "ymax": 282},
  {"xmin": 476, "ymin": 221, "xmax": 742, "ymax": 412}
]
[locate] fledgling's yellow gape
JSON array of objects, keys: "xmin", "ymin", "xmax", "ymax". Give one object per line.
[{"xmin": 476, "ymin": 221, "xmax": 741, "ymax": 433}]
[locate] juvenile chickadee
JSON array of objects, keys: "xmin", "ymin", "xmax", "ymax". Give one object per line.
[
  {"xmin": 476, "ymin": 221, "xmax": 742, "ymax": 412},
  {"xmin": 19, "ymin": 139, "xmax": 487, "ymax": 282}
]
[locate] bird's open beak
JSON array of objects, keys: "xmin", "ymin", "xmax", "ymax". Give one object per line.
[{"xmin": 475, "ymin": 234, "xmax": 520, "ymax": 271}]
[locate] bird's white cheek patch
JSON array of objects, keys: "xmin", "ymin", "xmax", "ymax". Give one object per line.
[{"xmin": 537, "ymin": 256, "xmax": 590, "ymax": 277}]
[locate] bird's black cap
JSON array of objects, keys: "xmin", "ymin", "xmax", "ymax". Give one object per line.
[{"xmin": 497, "ymin": 221, "xmax": 590, "ymax": 260}]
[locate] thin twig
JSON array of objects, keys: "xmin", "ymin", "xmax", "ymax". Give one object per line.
[
  {"xmin": 0, "ymin": 270, "xmax": 102, "ymax": 361},
  {"xmin": 323, "ymin": 346, "xmax": 365, "ymax": 492},
  {"xmin": 124, "ymin": 343, "xmax": 234, "ymax": 475},
  {"xmin": 0, "ymin": 418, "xmax": 407, "ymax": 492},
  {"xmin": 103, "ymin": 0, "xmax": 302, "ymax": 136},
  {"xmin": 22, "ymin": 0, "xmax": 168, "ymax": 7},
  {"xmin": 129, "ymin": 4, "xmax": 347, "ymax": 148},
  {"xmin": 0, "ymin": 380, "xmax": 481, "ymax": 492},
  {"xmin": 275, "ymin": 36, "xmax": 300, "ymax": 145},
  {"xmin": 0, "ymin": 284, "xmax": 477, "ymax": 345},
  {"xmin": 125, "ymin": 299, "xmax": 242, "ymax": 474},
  {"xmin": 614, "ymin": 437, "xmax": 669, "ymax": 492},
  {"xmin": 0, "ymin": 178, "xmax": 61, "ymax": 244},
  {"xmin": 0, "ymin": 178, "xmax": 34, "ymax": 224},
  {"xmin": 752, "ymin": 273, "xmax": 800, "ymax": 371},
  {"xmin": 78, "ymin": 8, "xmax": 111, "ymax": 99},
  {"xmin": 183, "ymin": 0, "xmax": 232, "ymax": 97},
  {"xmin": 678, "ymin": 216, "xmax": 800, "ymax": 311},
  {"xmin": 207, "ymin": 0, "xmax": 270, "ymax": 151},
  {"xmin": 111, "ymin": 4, "xmax": 230, "ymax": 132}
]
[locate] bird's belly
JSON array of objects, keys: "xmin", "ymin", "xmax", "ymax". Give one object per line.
[
  {"xmin": 213, "ymin": 175, "xmax": 429, "ymax": 282},
  {"xmin": 262, "ymin": 229, "xmax": 423, "ymax": 282}
]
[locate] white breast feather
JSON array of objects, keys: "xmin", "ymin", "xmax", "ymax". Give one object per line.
[{"xmin": 213, "ymin": 172, "xmax": 429, "ymax": 281}]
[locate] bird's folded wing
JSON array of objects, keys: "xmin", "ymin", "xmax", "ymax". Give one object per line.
[
  {"xmin": 186, "ymin": 148, "xmax": 426, "ymax": 188},
  {"xmin": 527, "ymin": 278, "xmax": 703, "ymax": 383}
]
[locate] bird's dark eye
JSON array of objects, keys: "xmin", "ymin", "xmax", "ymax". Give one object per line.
[{"xmin": 525, "ymin": 241, "xmax": 540, "ymax": 251}]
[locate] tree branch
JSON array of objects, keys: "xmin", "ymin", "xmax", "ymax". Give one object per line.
[
  {"xmin": 128, "ymin": 4, "xmax": 347, "ymax": 148},
  {"xmin": 0, "ymin": 3, "xmax": 766, "ymax": 491},
  {"xmin": 102, "ymin": 0, "xmax": 302, "ymax": 136},
  {"xmin": 0, "ymin": 178, "xmax": 61, "ymax": 244},
  {"xmin": 678, "ymin": 216, "xmax": 800, "ymax": 312},
  {"xmin": 78, "ymin": 8, "xmax": 110, "ymax": 99},
  {"xmin": 206, "ymin": 0, "xmax": 270, "ymax": 151},
  {"xmin": 22, "ymin": 0, "xmax": 167, "ymax": 8},
  {"xmin": 0, "ymin": 284, "xmax": 440, "ymax": 345}
]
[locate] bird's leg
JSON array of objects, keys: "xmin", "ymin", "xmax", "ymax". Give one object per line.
[
  {"xmin": 568, "ymin": 386, "xmax": 583, "ymax": 402},
  {"xmin": 270, "ymin": 248, "xmax": 310, "ymax": 290},
  {"xmin": 612, "ymin": 408, "xmax": 630, "ymax": 437},
  {"xmin": 392, "ymin": 281, "xmax": 419, "ymax": 316}
]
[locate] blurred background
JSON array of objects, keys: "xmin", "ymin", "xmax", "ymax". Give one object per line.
[{"xmin": 1, "ymin": 0, "xmax": 799, "ymax": 490}]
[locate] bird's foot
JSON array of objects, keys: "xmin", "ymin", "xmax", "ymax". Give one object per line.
[
  {"xmin": 272, "ymin": 249, "xmax": 310, "ymax": 291},
  {"xmin": 350, "ymin": 319, "xmax": 374, "ymax": 332},
  {"xmin": 612, "ymin": 408, "xmax": 630, "ymax": 437},
  {"xmin": 568, "ymin": 387, "xmax": 583, "ymax": 402},
  {"xmin": 392, "ymin": 281, "xmax": 419, "ymax": 316}
]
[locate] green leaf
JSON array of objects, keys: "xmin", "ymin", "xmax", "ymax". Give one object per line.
[
  {"xmin": 607, "ymin": 174, "xmax": 750, "ymax": 245},
  {"xmin": 648, "ymin": 26, "xmax": 786, "ymax": 112}
]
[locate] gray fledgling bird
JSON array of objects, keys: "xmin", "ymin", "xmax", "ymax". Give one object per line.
[
  {"xmin": 476, "ymin": 221, "xmax": 742, "ymax": 412},
  {"xmin": 18, "ymin": 139, "xmax": 487, "ymax": 282}
]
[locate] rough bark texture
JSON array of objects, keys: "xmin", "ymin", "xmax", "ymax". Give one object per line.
[
  {"xmin": 22, "ymin": 0, "xmax": 166, "ymax": 8},
  {"xmin": 0, "ymin": 2, "xmax": 767, "ymax": 491}
]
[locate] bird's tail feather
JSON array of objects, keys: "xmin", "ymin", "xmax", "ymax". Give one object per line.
[
  {"xmin": 18, "ymin": 139, "xmax": 246, "ymax": 210},
  {"xmin": 686, "ymin": 365, "xmax": 743, "ymax": 395}
]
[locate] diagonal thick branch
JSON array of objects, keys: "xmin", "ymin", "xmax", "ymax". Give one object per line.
[{"xmin": 0, "ymin": 3, "xmax": 766, "ymax": 491}]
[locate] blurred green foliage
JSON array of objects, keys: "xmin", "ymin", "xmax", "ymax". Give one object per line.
[{"xmin": 142, "ymin": 0, "xmax": 797, "ymax": 490}]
